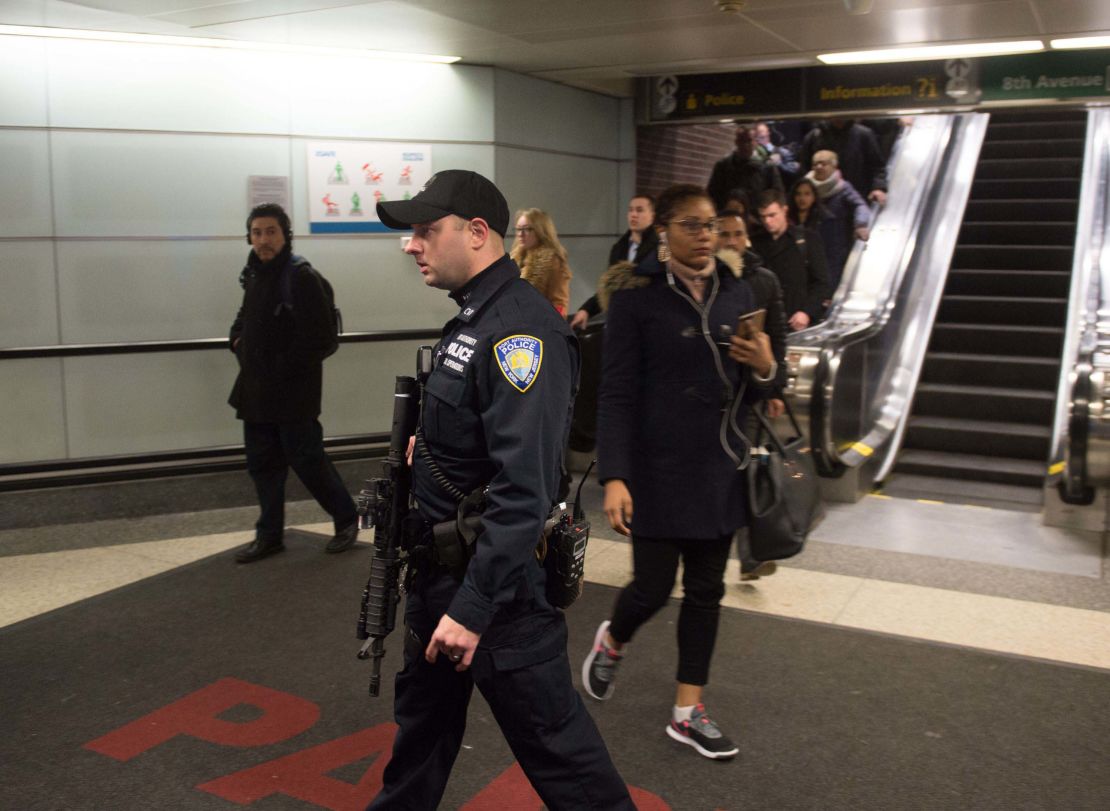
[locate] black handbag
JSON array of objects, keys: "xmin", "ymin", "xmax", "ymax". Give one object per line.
[{"xmin": 746, "ymin": 401, "xmax": 825, "ymax": 561}]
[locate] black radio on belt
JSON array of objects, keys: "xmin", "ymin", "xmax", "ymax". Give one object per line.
[{"xmin": 545, "ymin": 511, "xmax": 589, "ymax": 609}]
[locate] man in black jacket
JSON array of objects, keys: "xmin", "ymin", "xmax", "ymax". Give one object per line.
[
  {"xmin": 569, "ymin": 193, "xmax": 657, "ymax": 331},
  {"xmin": 228, "ymin": 203, "xmax": 358, "ymax": 563},
  {"xmin": 752, "ymin": 190, "xmax": 830, "ymax": 332},
  {"xmin": 707, "ymin": 125, "xmax": 782, "ymax": 214}
]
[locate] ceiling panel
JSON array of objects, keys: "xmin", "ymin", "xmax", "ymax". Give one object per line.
[
  {"xmin": 1029, "ymin": 0, "xmax": 1110, "ymax": 33},
  {"xmin": 11, "ymin": 0, "xmax": 1110, "ymax": 97},
  {"xmin": 759, "ymin": 1, "xmax": 1042, "ymax": 51}
]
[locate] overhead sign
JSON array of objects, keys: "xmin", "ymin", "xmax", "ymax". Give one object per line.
[
  {"xmin": 647, "ymin": 49, "xmax": 1110, "ymax": 122},
  {"xmin": 980, "ymin": 50, "xmax": 1110, "ymax": 102}
]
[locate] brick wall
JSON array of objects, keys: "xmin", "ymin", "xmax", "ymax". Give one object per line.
[{"xmin": 635, "ymin": 123, "xmax": 736, "ymax": 198}]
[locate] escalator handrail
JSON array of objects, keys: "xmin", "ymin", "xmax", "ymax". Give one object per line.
[{"xmin": 1055, "ymin": 108, "xmax": 1110, "ymax": 501}]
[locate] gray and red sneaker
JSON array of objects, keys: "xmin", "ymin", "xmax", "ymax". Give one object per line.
[
  {"xmin": 582, "ymin": 620, "xmax": 622, "ymax": 701},
  {"xmin": 666, "ymin": 704, "xmax": 739, "ymax": 760}
]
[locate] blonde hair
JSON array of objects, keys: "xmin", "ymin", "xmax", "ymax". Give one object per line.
[{"xmin": 511, "ymin": 208, "xmax": 568, "ymax": 264}]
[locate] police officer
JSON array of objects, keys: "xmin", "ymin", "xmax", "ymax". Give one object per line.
[{"xmin": 368, "ymin": 171, "xmax": 633, "ymax": 810}]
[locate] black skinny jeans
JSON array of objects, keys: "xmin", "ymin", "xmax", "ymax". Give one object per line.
[{"xmin": 609, "ymin": 534, "xmax": 733, "ymax": 686}]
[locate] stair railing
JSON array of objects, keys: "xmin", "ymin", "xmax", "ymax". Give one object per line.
[{"xmin": 785, "ymin": 113, "xmax": 989, "ymax": 480}]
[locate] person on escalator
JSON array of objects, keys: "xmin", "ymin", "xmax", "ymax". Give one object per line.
[{"xmin": 753, "ymin": 189, "xmax": 830, "ymax": 331}]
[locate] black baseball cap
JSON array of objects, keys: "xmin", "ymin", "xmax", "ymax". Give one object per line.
[{"xmin": 376, "ymin": 169, "xmax": 510, "ymax": 236}]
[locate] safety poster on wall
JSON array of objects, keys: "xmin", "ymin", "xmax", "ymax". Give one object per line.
[{"xmin": 306, "ymin": 141, "xmax": 433, "ymax": 233}]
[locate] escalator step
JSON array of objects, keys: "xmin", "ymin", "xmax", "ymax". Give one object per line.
[
  {"xmin": 952, "ymin": 244, "xmax": 1072, "ymax": 271},
  {"xmin": 987, "ymin": 109, "xmax": 1087, "ymax": 123},
  {"xmin": 957, "ymin": 222, "xmax": 1076, "ymax": 245},
  {"xmin": 963, "ymin": 198, "xmax": 1077, "ymax": 220},
  {"xmin": 913, "ymin": 382, "xmax": 1054, "ymax": 423},
  {"xmin": 878, "ymin": 474, "xmax": 1043, "ymax": 511},
  {"xmin": 921, "ymin": 352, "xmax": 1058, "ymax": 389},
  {"xmin": 979, "ymin": 139, "xmax": 1085, "ymax": 159},
  {"xmin": 944, "ymin": 270, "xmax": 1070, "ymax": 297},
  {"xmin": 971, "ymin": 178, "xmax": 1079, "ymax": 199},
  {"xmin": 894, "ymin": 449, "xmax": 1045, "ymax": 487},
  {"xmin": 984, "ymin": 120, "xmax": 1087, "ymax": 140},
  {"xmin": 974, "ymin": 158, "xmax": 1081, "ymax": 180},
  {"xmin": 905, "ymin": 416, "xmax": 1050, "ymax": 460},
  {"xmin": 936, "ymin": 295, "xmax": 1067, "ymax": 326},
  {"xmin": 928, "ymin": 323, "xmax": 1063, "ymax": 357}
]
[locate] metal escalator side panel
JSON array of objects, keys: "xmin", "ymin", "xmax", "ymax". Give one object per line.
[
  {"xmin": 788, "ymin": 115, "xmax": 958, "ymax": 473},
  {"xmin": 1049, "ymin": 108, "xmax": 1110, "ymax": 509},
  {"xmin": 872, "ymin": 112, "xmax": 991, "ymax": 482}
]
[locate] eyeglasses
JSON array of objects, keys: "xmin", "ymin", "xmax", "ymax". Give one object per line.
[{"xmin": 670, "ymin": 218, "xmax": 719, "ymax": 236}]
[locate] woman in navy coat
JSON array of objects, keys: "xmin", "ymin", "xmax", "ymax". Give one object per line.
[{"xmin": 581, "ymin": 184, "xmax": 775, "ymax": 760}]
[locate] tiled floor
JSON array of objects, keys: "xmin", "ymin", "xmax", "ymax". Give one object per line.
[{"xmin": 2, "ymin": 492, "xmax": 1108, "ymax": 674}]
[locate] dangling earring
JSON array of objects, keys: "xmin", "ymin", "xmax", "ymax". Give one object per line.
[{"xmin": 657, "ymin": 233, "xmax": 671, "ymax": 263}]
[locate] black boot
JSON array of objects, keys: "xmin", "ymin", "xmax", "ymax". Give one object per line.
[
  {"xmin": 235, "ymin": 535, "xmax": 285, "ymax": 563},
  {"xmin": 325, "ymin": 520, "xmax": 359, "ymax": 554}
]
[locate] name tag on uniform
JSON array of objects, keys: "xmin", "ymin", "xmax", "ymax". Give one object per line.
[
  {"xmin": 440, "ymin": 332, "xmax": 478, "ymax": 374},
  {"xmin": 494, "ymin": 334, "xmax": 543, "ymax": 393}
]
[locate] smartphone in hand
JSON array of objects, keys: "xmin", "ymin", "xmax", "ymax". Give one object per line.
[{"xmin": 736, "ymin": 308, "xmax": 766, "ymax": 339}]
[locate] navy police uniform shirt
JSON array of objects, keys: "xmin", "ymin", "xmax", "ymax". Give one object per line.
[{"xmin": 414, "ymin": 254, "xmax": 579, "ymax": 640}]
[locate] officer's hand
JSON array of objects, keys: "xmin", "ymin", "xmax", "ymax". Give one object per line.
[
  {"xmin": 426, "ymin": 614, "xmax": 480, "ymax": 671},
  {"xmin": 570, "ymin": 309, "xmax": 590, "ymax": 331},
  {"xmin": 603, "ymin": 480, "xmax": 633, "ymax": 536},
  {"xmin": 729, "ymin": 332, "xmax": 773, "ymax": 378}
]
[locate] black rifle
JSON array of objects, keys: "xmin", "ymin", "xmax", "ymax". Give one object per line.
[{"xmin": 355, "ymin": 351, "xmax": 429, "ymax": 697}]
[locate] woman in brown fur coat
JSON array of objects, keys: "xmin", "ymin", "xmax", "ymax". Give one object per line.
[{"xmin": 511, "ymin": 208, "xmax": 573, "ymax": 315}]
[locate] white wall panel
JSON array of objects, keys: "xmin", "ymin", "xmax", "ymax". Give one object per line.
[
  {"xmin": 290, "ymin": 236, "xmax": 457, "ymax": 333},
  {"xmin": 495, "ymin": 69, "xmax": 620, "ymax": 159},
  {"xmin": 0, "ymin": 129, "xmax": 53, "ymax": 236},
  {"xmin": 64, "ymin": 351, "xmax": 242, "ymax": 457},
  {"xmin": 55, "ymin": 240, "xmax": 249, "ymax": 344},
  {"xmin": 495, "ymin": 146, "xmax": 618, "ymax": 236},
  {"xmin": 288, "ymin": 59, "xmax": 494, "ymax": 142},
  {"xmin": 51, "ymin": 131, "xmax": 290, "ymax": 237},
  {"xmin": 322, "ymin": 339, "xmax": 436, "ymax": 437},
  {"xmin": 0, "ymin": 240, "xmax": 58, "ymax": 348},
  {"xmin": 0, "ymin": 35, "xmax": 47, "ymax": 127},
  {"xmin": 47, "ymin": 39, "xmax": 291, "ymax": 134},
  {"xmin": 0, "ymin": 358, "xmax": 66, "ymax": 464}
]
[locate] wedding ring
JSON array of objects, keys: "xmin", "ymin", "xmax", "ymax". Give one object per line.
[{"xmin": 450, "ymin": 653, "xmax": 462, "ymax": 662}]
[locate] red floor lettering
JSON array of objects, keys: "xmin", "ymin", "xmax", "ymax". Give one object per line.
[
  {"xmin": 197, "ymin": 723, "xmax": 397, "ymax": 810},
  {"xmin": 459, "ymin": 762, "xmax": 671, "ymax": 810},
  {"xmin": 83, "ymin": 676, "xmax": 320, "ymax": 761}
]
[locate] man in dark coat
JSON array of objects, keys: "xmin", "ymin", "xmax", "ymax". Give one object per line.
[
  {"xmin": 752, "ymin": 190, "xmax": 830, "ymax": 331},
  {"xmin": 228, "ymin": 203, "xmax": 358, "ymax": 563},
  {"xmin": 569, "ymin": 193, "xmax": 658, "ymax": 330},
  {"xmin": 797, "ymin": 118, "xmax": 888, "ymax": 205},
  {"xmin": 707, "ymin": 125, "xmax": 781, "ymax": 214}
]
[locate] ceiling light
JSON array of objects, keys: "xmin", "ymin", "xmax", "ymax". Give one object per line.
[
  {"xmin": 842, "ymin": 0, "xmax": 874, "ymax": 14},
  {"xmin": 1051, "ymin": 36, "xmax": 1110, "ymax": 50},
  {"xmin": 818, "ymin": 40, "xmax": 1043, "ymax": 65},
  {"xmin": 715, "ymin": 1, "xmax": 747, "ymax": 12},
  {"xmin": 0, "ymin": 24, "xmax": 460, "ymax": 63}
]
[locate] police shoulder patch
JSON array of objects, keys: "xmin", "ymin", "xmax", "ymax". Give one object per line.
[{"xmin": 494, "ymin": 334, "xmax": 543, "ymax": 393}]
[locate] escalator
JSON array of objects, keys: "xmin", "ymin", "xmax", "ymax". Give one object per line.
[{"xmin": 887, "ymin": 111, "xmax": 1087, "ymax": 509}]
